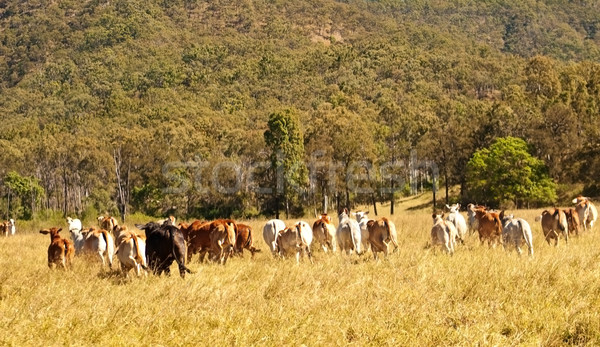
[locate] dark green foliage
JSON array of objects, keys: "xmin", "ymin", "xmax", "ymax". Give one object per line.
[{"xmin": 466, "ymin": 137, "xmax": 557, "ymax": 208}]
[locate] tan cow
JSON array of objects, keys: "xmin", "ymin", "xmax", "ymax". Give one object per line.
[
  {"xmin": 366, "ymin": 217, "xmax": 399, "ymax": 260},
  {"xmin": 573, "ymin": 196, "xmax": 598, "ymax": 231},
  {"xmin": 115, "ymin": 228, "xmax": 147, "ymax": 278},
  {"xmin": 81, "ymin": 227, "xmax": 115, "ymax": 269},
  {"xmin": 430, "ymin": 213, "xmax": 457, "ymax": 254},
  {"xmin": 98, "ymin": 216, "xmax": 119, "ymax": 235},
  {"xmin": 276, "ymin": 221, "xmax": 313, "ymax": 264},
  {"xmin": 539, "ymin": 209, "xmax": 569, "ymax": 246},
  {"xmin": 39, "ymin": 227, "xmax": 75, "ymax": 269},
  {"xmin": 312, "ymin": 214, "xmax": 337, "ymax": 253},
  {"xmin": 209, "ymin": 219, "xmax": 237, "ymax": 265}
]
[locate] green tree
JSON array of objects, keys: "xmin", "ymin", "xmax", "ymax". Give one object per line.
[
  {"xmin": 264, "ymin": 108, "xmax": 307, "ymax": 218},
  {"xmin": 466, "ymin": 137, "xmax": 556, "ymax": 208},
  {"xmin": 4, "ymin": 171, "xmax": 45, "ymax": 220}
]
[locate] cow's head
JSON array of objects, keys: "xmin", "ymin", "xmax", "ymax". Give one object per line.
[
  {"xmin": 432, "ymin": 213, "xmax": 443, "ymax": 223},
  {"xmin": 40, "ymin": 227, "xmax": 62, "ymax": 240},
  {"xmin": 446, "ymin": 204, "xmax": 460, "ymax": 213}
]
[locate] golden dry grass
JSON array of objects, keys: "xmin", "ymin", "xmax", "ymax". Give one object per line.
[{"xmin": 1, "ymin": 196, "xmax": 600, "ymax": 346}]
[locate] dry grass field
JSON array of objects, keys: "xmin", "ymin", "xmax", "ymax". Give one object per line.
[{"xmin": 2, "ymin": 194, "xmax": 600, "ymax": 346}]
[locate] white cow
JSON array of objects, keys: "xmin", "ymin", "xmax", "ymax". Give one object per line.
[
  {"xmin": 500, "ymin": 212, "xmax": 534, "ymax": 256},
  {"xmin": 67, "ymin": 217, "xmax": 85, "ymax": 253},
  {"xmin": 263, "ymin": 219, "xmax": 286, "ymax": 256},
  {"xmin": 466, "ymin": 203, "xmax": 481, "ymax": 235},
  {"xmin": 7, "ymin": 219, "xmax": 15, "ymax": 236},
  {"xmin": 573, "ymin": 196, "xmax": 598, "ymax": 231},
  {"xmin": 445, "ymin": 204, "xmax": 468, "ymax": 244},
  {"xmin": 69, "ymin": 229, "xmax": 86, "ymax": 254},
  {"xmin": 337, "ymin": 209, "xmax": 362, "ymax": 255},
  {"xmin": 431, "ymin": 213, "xmax": 457, "ymax": 254},
  {"xmin": 116, "ymin": 229, "xmax": 147, "ymax": 277},
  {"xmin": 81, "ymin": 227, "xmax": 115, "ymax": 269},
  {"xmin": 66, "ymin": 217, "xmax": 82, "ymax": 232},
  {"xmin": 276, "ymin": 221, "xmax": 313, "ymax": 263},
  {"xmin": 352, "ymin": 211, "xmax": 371, "ymax": 252}
]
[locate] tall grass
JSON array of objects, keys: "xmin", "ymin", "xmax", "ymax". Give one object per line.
[{"xmin": 1, "ymin": 199, "xmax": 600, "ymax": 345}]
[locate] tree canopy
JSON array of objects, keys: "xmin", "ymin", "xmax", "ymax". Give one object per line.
[
  {"xmin": 0, "ymin": 0, "xmax": 599, "ymax": 219},
  {"xmin": 466, "ymin": 137, "xmax": 557, "ymax": 208}
]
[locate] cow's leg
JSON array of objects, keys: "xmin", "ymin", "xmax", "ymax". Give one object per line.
[
  {"xmin": 306, "ymin": 246, "xmax": 313, "ymax": 264},
  {"xmin": 97, "ymin": 251, "xmax": 106, "ymax": 268},
  {"xmin": 382, "ymin": 242, "xmax": 389, "ymax": 259},
  {"xmin": 187, "ymin": 245, "xmax": 193, "ymax": 263},
  {"xmin": 443, "ymin": 241, "xmax": 452, "ymax": 254}
]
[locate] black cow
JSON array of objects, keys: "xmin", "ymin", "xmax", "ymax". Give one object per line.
[{"xmin": 135, "ymin": 222, "xmax": 192, "ymax": 278}]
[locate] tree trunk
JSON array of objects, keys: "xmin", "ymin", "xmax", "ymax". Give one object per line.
[
  {"xmin": 432, "ymin": 175, "xmax": 437, "ymax": 212},
  {"xmin": 6, "ymin": 189, "xmax": 10, "ymax": 219},
  {"xmin": 285, "ymin": 197, "xmax": 289, "ymax": 219},
  {"xmin": 390, "ymin": 176, "xmax": 395, "ymax": 215},
  {"xmin": 371, "ymin": 193, "xmax": 378, "ymax": 216},
  {"xmin": 63, "ymin": 169, "xmax": 68, "ymax": 218}
]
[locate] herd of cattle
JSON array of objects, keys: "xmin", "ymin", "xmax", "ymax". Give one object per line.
[{"xmin": 25, "ymin": 195, "xmax": 599, "ymax": 278}]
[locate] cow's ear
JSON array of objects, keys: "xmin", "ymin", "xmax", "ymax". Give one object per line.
[
  {"xmin": 57, "ymin": 228, "xmax": 63, "ymax": 232},
  {"xmin": 432, "ymin": 213, "xmax": 437, "ymax": 219},
  {"xmin": 39, "ymin": 229, "xmax": 49, "ymax": 234}
]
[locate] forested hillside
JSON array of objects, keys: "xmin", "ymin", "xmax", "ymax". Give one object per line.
[{"xmin": 1, "ymin": 0, "xmax": 599, "ymax": 220}]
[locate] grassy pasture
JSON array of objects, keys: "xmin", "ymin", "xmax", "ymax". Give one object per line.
[{"xmin": 1, "ymin": 196, "xmax": 600, "ymax": 346}]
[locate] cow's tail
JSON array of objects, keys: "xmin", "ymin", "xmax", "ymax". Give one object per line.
[
  {"xmin": 132, "ymin": 233, "xmax": 147, "ymax": 269},
  {"xmin": 383, "ymin": 218, "xmax": 399, "ymax": 251},
  {"xmin": 350, "ymin": 223, "xmax": 361, "ymax": 255},
  {"xmin": 493, "ymin": 214, "xmax": 503, "ymax": 243},
  {"xmin": 100, "ymin": 229, "xmax": 114, "ymax": 263},
  {"xmin": 244, "ymin": 227, "xmax": 253, "ymax": 250},
  {"xmin": 168, "ymin": 228, "xmax": 192, "ymax": 275}
]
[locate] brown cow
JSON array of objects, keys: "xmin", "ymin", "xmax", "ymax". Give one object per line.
[
  {"xmin": 179, "ymin": 220, "xmax": 212, "ymax": 263},
  {"xmin": 539, "ymin": 209, "xmax": 569, "ymax": 246},
  {"xmin": 235, "ymin": 223, "xmax": 260, "ymax": 258},
  {"xmin": 39, "ymin": 227, "xmax": 75, "ymax": 269},
  {"xmin": 312, "ymin": 214, "xmax": 337, "ymax": 253},
  {"xmin": 179, "ymin": 219, "xmax": 237, "ymax": 264},
  {"xmin": 473, "ymin": 208, "xmax": 503, "ymax": 247},
  {"xmin": 1, "ymin": 221, "xmax": 8, "ymax": 237},
  {"xmin": 366, "ymin": 217, "xmax": 399, "ymax": 260},
  {"xmin": 565, "ymin": 208, "xmax": 580, "ymax": 236}
]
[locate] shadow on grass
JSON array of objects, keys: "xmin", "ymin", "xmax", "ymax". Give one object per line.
[{"xmin": 406, "ymin": 201, "xmax": 434, "ymax": 211}]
